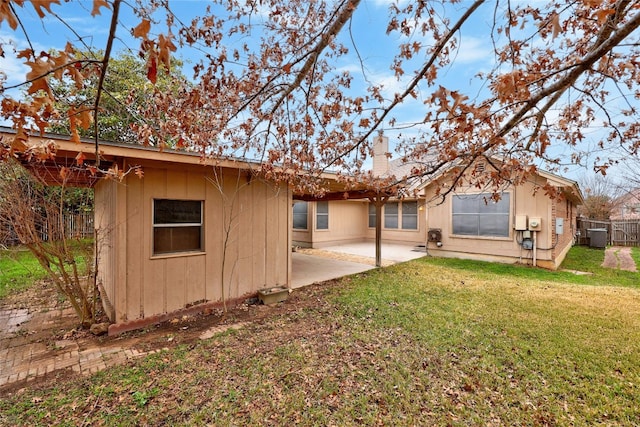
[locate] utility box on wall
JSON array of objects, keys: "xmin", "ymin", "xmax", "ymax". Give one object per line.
[
  {"xmin": 515, "ymin": 215, "xmax": 528, "ymax": 231},
  {"xmin": 556, "ymin": 218, "xmax": 564, "ymax": 235},
  {"xmin": 529, "ymin": 217, "xmax": 542, "ymax": 231}
]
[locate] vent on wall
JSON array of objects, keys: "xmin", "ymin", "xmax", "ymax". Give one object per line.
[
  {"xmin": 428, "ymin": 228, "xmax": 442, "ymax": 242},
  {"xmin": 475, "ymin": 162, "xmax": 486, "ymax": 173}
]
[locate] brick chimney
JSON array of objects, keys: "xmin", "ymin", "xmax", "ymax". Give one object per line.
[{"xmin": 372, "ymin": 134, "xmax": 389, "ymax": 177}]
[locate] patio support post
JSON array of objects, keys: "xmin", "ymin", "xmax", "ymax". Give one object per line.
[{"xmin": 370, "ymin": 194, "xmax": 389, "ymax": 268}]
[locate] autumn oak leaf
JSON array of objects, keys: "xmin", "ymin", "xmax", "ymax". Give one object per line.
[
  {"xmin": 147, "ymin": 56, "xmax": 158, "ymax": 84},
  {"xmin": 75, "ymin": 151, "xmax": 86, "ymax": 166},
  {"xmin": 158, "ymin": 34, "xmax": 177, "ymax": 69},
  {"xmin": 91, "ymin": 0, "xmax": 111, "ymax": 16},
  {"xmin": 30, "ymin": 0, "xmax": 61, "ymax": 18},
  {"xmin": 133, "ymin": 19, "xmax": 151, "ymax": 40},
  {"xmin": 0, "ymin": 1, "xmax": 20, "ymax": 30}
]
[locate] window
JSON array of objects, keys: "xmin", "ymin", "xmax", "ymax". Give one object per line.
[
  {"xmin": 153, "ymin": 199, "xmax": 203, "ymax": 255},
  {"xmin": 402, "ymin": 201, "xmax": 418, "ymax": 230},
  {"xmin": 316, "ymin": 201, "xmax": 329, "ymax": 230},
  {"xmin": 452, "ymin": 193, "xmax": 510, "ymax": 237},
  {"xmin": 293, "ymin": 201, "xmax": 308, "ymax": 229},
  {"xmin": 368, "ymin": 203, "xmax": 376, "ymax": 228},
  {"xmin": 385, "ymin": 202, "xmax": 398, "ymax": 229},
  {"xmin": 376, "ymin": 201, "xmax": 419, "ymax": 229}
]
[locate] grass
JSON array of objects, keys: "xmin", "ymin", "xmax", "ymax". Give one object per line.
[
  {"xmin": 422, "ymin": 245, "xmax": 640, "ymax": 289},
  {"xmin": 1, "ymin": 246, "xmax": 639, "ymax": 425},
  {"xmin": 0, "ymin": 248, "xmax": 49, "ymax": 298},
  {"xmin": 0, "ymin": 240, "xmax": 93, "ymax": 300},
  {"xmin": 632, "ymin": 246, "xmax": 640, "ymax": 267}
]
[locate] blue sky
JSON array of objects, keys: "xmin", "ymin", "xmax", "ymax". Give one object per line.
[{"xmin": 1, "ymin": 0, "xmax": 634, "ymax": 182}]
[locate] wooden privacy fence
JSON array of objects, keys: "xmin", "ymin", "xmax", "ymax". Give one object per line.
[
  {"xmin": 577, "ymin": 218, "xmax": 640, "ymax": 247},
  {"xmin": 40, "ymin": 211, "xmax": 94, "ymax": 241},
  {"xmin": 1, "ymin": 212, "xmax": 94, "ymax": 246}
]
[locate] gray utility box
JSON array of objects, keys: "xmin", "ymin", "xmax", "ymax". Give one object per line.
[{"xmin": 587, "ymin": 228, "xmax": 608, "ymax": 249}]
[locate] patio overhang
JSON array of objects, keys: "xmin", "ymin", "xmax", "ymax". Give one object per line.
[{"xmin": 1, "ymin": 128, "xmax": 266, "ymax": 188}]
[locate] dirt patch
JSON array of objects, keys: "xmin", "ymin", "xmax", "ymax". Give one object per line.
[
  {"xmin": 0, "ymin": 278, "xmax": 339, "ymax": 395},
  {"xmin": 602, "ymin": 246, "xmax": 638, "ymax": 272}
]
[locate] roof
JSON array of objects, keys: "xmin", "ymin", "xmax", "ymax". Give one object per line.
[
  {"xmin": 1, "ymin": 128, "xmax": 391, "ymax": 199},
  {"xmin": 381, "ymin": 153, "xmax": 584, "ymax": 205},
  {"xmin": 1, "ymin": 128, "xmax": 273, "ymax": 188}
]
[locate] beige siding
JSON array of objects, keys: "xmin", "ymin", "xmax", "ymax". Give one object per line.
[
  {"xmin": 293, "ymin": 199, "xmax": 426, "ymax": 247},
  {"xmin": 309, "ymin": 200, "xmax": 369, "ymax": 248},
  {"xmin": 124, "ymin": 170, "xmax": 143, "ymax": 321},
  {"xmin": 94, "ymin": 179, "xmax": 117, "ymax": 322},
  {"xmin": 98, "ymin": 163, "xmax": 290, "ymax": 324},
  {"xmin": 424, "ymin": 175, "xmax": 572, "ymax": 269}
]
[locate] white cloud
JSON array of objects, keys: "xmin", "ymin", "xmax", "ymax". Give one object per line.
[{"xmin": 451, "ymin": 36, "xmax": 493, "ymax": 65}]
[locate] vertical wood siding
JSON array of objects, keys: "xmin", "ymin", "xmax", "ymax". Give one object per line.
[{"xmin": 97, "ymin": 164, "xmax": 290, "ymax": 324}]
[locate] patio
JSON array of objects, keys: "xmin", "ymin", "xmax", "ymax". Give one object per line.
[{"xmin": 291, "ymin": 242, "xmax": 427, "ymax": 288}]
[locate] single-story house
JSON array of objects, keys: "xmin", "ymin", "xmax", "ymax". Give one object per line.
[
  {"xmin": 293, "ymin": 136, "xmax": 584, "ymax": 270},
  {"xmin": 6, "ymin": 130, "xmax": 292, "ymax": 334}
]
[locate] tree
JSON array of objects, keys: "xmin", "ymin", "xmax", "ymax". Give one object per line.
[
  {"xmin": 1, "ymin": 0, "xmax": 640, "ymax": 192},
  {"xmin": 47, "ymin": 51, "xmax": 185, "ymax": 144},
  {"xmin": 0, "ymin": 160, "xmax": 97, "ymax": 325}
]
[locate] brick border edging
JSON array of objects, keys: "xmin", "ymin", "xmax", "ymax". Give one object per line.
[{"xmin": 107, "ymin": 293, "xmax": 255, "ymax": 336}]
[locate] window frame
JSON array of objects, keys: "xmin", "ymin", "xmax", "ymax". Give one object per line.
[
  {"xmin": 401, "ymin": 201, "xmax": 418, "ymax": 230},
  {"xmin": 368, "ymin": 203, "xmax": 377, "ymax": 228},
  {"xmin": 152, "ymin": 199, "xmax": 204, "ymax": 256},
  {"xmin": 452, "ymin": 193, "xmax": 511, "ymax": 238},
  {"xmin": 292, "ymin": 201, "xmax": 309, "ymax": 230},
  {"xmin": 384, "ymin": 202, "xmax": 399, "ymax": 229},
  {"xmin": 316, "ymin": 201, "xmax": 329, "ymax": 230}
]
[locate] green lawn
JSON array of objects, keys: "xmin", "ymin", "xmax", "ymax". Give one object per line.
[
  {"xmin": 0, "ymin": 240, "xmax": 93, "ymax": 300},
  {"xmin": 0, "ymin": 248, "xmax": 49, "ymax": 298},
  {"xmin": 1, "ymin": 246, "xmax": 639, "ymax": 425}
]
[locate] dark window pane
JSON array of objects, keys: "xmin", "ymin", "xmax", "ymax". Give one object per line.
[
  {"xmin": 316, "ymin": 201, "xmax": 329, "ymax": 214},
  {"xmin": 293, "ymin": 214, "xmax": 308, "ymax": 229},
  {"xmin": 452, "ymin": 214, "xmax": 479, "ymax": 235},
  {"xmin": 154, "ymin": 226, "xmax": 202, "ymax": 254},
  {"xmin": 385, "ymin": 202, "xmax": 398, "ymax": 229},
  {"xmin": 452, "ymin": 196, "xmax": 478, "ymax": 214},
  {"xmin": 154, "ymin": 199, "xmax": 201, "ymax": 224},
  {"xmin": 452, "ymin": 193, "xmax": 510, "ymax": 237},
  {"xmin": 403, "ymin": 201, "xmax": 418, "ymax": 215},
  {"xmin": 402, "ymin": 215, "xmax": 418, "ymax": 230},
  {"xmin": 316, "ymin": 201, "xmax": 329, "ymax": 229},
  {"xmin": 368, "ymin": 203, "xmax": 376, "ymax": 228},
  {"xmin": 479, "ymin": 216, "xmax": 510, "ymax": 237},
  {"xmin": 385, "ymin": 202, "xmax": 398, "ymax": 215},
  {"xmin": 402, "ymin": 201, "xmax": 418, "ymax": 230},
  {"xmin": 293, "ymin": 202, "xmax": 308, "ymax": 229},
  {"xmin": 316, "ymin": 215, "xmax": 329, "ymax": 229}
]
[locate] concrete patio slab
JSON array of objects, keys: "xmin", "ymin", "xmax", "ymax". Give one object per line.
[
  {"xmin": 291, "ymin": 242, "xmax": 427, "ymax": 289},
  {"xmin": 291, "ymin": 253, "xmax": 373, "ymax": 289},
  {"xmin": 321, "ymin": 242, "xmax": 427, "ymax": 263}
]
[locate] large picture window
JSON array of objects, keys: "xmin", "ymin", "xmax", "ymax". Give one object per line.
[
  {"xmin": 293, "ymin": 201, "xmax": 308, "ymax": 230},
  {"xmin": 452, "ymin": 193, "xmax": 510, "ymax": 237},
  {"xmin": 316, "ymin": 201, "xmax": 329, "ymax": 230},
  {"xmin": 153, "ymin": 199, "xmax": 203, "ymax": 255}
]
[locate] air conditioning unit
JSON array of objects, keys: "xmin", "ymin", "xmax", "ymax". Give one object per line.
[{"xmin": 528, "ymin": 217, "xmax": 542, "ymax": 231}]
